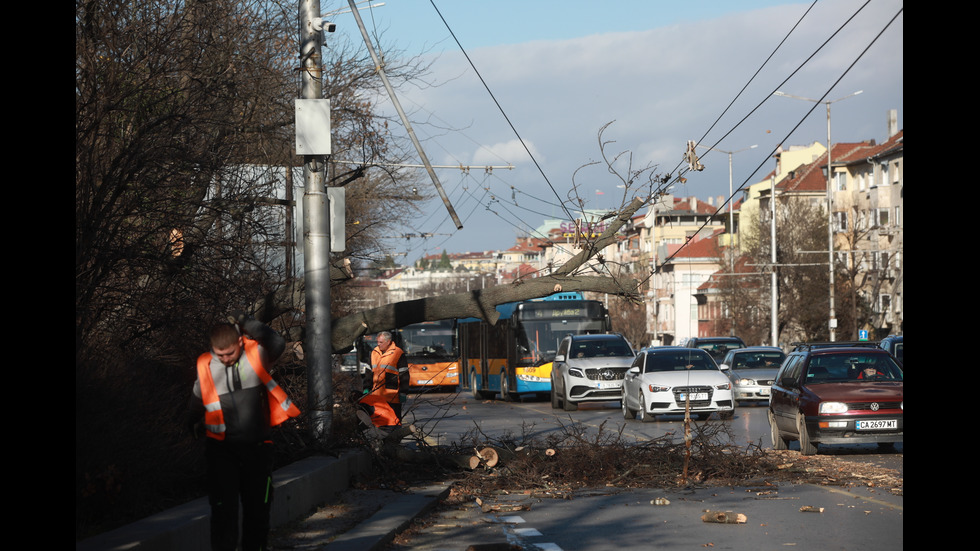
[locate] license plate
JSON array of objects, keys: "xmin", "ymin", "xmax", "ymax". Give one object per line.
[
  {"xmin": 759, "ymin": 388, "xmax": 770, "ymax": 396},
  {"xmin": 416, "ymin": 379, "xmax": 434, "ymax": 385},
  {"xmin": 597, "ymin": 381, "xmax": 622, "ymax": 389},
  {"xmin": 856, "ymin": 419, "xmax": 897, "ymax": 430},
  {"xmin": 679, "ymin": 392, "xmax": 708, "ymax": 401}
]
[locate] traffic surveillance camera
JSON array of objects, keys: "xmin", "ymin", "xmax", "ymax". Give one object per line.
[{"xmin": 312, "ymin": 18, "xmax": 336, "ymax": 33}]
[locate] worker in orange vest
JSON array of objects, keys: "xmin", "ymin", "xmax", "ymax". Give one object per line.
[
  {"xmin": 363, "ymin": 331, "xmax": 408, "ymax": 422},
  {"xmin": 188, "ymin": 312, "xmax": 299, "ymax": 551}
]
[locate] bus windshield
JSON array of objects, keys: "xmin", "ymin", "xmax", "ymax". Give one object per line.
[
  {"xmin": 399, "ymin": 320, "xmax": 457, "ymax": 361},
  {"xmin": 514, "ymin": 301, "xmax": 609, "ymax": 365}
]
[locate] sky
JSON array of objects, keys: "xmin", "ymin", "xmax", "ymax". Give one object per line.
[{"xmin": 321, "ymin": 0, "xmax": 904, "ymax": 265}]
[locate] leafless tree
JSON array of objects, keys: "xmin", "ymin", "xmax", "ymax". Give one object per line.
[{"xmin": 742, "ymin": 196, "xmax": 858, "ymax": 344}]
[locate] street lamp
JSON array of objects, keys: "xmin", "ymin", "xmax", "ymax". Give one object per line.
[
  {"xmin": 697, "ymin": 143, "xmax": 758, "ymax": 263},
  {"xmin": 773, "ymin": 90, "xmax": 862, "ymax": 341}
]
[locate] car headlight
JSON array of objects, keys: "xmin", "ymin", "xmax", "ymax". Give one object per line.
[
  {"xmin": 818, "ymin": 402, "xmax": 848, "ymax": 414},
  {"xmin": 568, "ymin": 368, "xmax": 585, "ymax": 378},
  {"xmin": 737, "ymin": 378, "xmax": 755, "ymax": 386},
  {"xmin": 715, "ymin": 382, "xmax": 731, "ymax": 390},
  {"xmin": 517, "ymin": 374, "xmax": 547, "ymax": 382},
  {"xmin": 648, "ymin": 384, "xmax": 670, "ymax": 392}
]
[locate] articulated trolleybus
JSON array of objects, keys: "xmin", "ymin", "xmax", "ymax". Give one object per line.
[
  {"xmin": 397, "ymin": 319, "xmax": 461, "ymax": 391},
  {"xmin": 461, "ymin": 291, "xmax": 611, "ymax": 401}
]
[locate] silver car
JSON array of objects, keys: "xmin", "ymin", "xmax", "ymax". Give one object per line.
[
  {"xmin": 551, "ymin": 333, "xmax": 635, "ymax": 411},
  {"xmin": 719, "ymin": 346, "xmax": 786, "ymax": 405}
]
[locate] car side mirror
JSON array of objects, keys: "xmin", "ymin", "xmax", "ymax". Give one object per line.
[
  {"xmin": 719, "ymin": 363, "xmax": 730, "ymax": 371},
  {"xmin": 554, "ymin": 355, "xmax": 565, "ymax": 363},
  {"xmin": 779, "ymin": 377, "xmax": 797, "ymax": 388},
  {"xmin": 629, "ymin": 366, "xmax": 640, "ymax": 374}
]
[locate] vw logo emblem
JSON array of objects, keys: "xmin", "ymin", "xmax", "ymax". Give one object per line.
[{"xmin": 870, "ymin": 402, "xmax": 879, "ymax": 411}]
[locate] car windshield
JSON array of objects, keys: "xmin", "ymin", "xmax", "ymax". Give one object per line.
[
  {"xmin": 696, "ymin": 342, "xmax": 744, "ymax": 362},
  {"xmin": 570, "ymin": 339, "xmax": 633, "ymax": 358},
  {"xmin": 731, "ymin": 352, "xmax": 784, "ymax": 369},
  {"xmin": 645, "ymin": 351, "xmax": 716, "ymax": 372},
  {"xmin": 805, "ymin": 353, "xmax": 903, "ymax": 382}
]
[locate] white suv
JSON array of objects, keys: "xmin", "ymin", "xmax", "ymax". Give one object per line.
[{"xmin": 551, "ymin": 333, "xmax": 635, "ymax": 411}]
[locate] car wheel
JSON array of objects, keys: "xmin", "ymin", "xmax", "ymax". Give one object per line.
[
  {"xmin": 768, "ymin": 410, "xmax": 788, "ymax": 450},
  {"xmin": 797, "ymin": 414, "xmax": 818, "ymax": 455},
  {"xmin": 562, "ymin": 387, "xmax": 578, "ymax": 411},
  {"xmin": 622, "ymin": 393, "xmax": 636, "ymax": 419},
  {"xmin": 638, "ymin": 393, "xmax": 654, "ymax": 423},
  {"xmin": 550, "ymin": 385, "xmax": 560, "ymax": 409},
  {"xmin": 695, "ymin": 413, "xmax": 711, "ymax": 421}
]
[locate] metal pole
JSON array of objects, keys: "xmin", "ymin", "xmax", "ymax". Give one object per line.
[
  {"xmin": 770, "ymin": 173, "xmax": 778, "ymax": 347},
  {"xmin": 773, "ymin": 90, "xmax": 860, "ymax": 342},
  {"xmin": 299, "ymin": 0, "xmax": 332, "ymax": 445},
  {"xmin": 346, "ymin": 0, "xmax": 463, "ymax": 229},
  {"xmin": 825, "ymin": 102, "xmax": 836, "ymax": 342}
]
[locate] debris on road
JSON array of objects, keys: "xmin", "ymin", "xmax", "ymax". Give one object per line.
[{"xmin": 701, "ymin": 510, "xmax": 748, "ymax": 524}]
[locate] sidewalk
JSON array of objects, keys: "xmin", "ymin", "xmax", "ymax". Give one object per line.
[{"xmin": 76, "ymin": 449, "xmax": 451, "ymax": 551}]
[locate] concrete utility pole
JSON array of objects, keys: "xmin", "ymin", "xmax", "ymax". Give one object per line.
[
  {"xmin": 774, "ymin": 90, "xmax": 862, "ymax": 342},
  {"xmin": 770, "ymin": 173, "xmax": 778, "ymax": 347},
  {"xmin": 299, "ymin": 0, "xmax": 332, "ymax": 445}
]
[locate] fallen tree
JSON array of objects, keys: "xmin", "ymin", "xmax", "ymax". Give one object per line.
[{"xmin": 328, "ymin": 195, "xmax": 648, "ymax": 351}]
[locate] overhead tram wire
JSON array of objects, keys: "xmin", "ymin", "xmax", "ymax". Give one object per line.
[
  {"xmin": 692, "ymin": 0, "xmax": 820, "ymax": 161},
  {"xmin": 427, "ymin": 0, "xmax": 577, "ymax": 226},
  {"xmin": 695, "ymin": 0, "xmax": 872, "ymax": 168},
  {"xmin": 660, "ymin": 0, "xmax": 862, "ymax": 193},
  {"xmin": 664, "ymin": 0, "xmax": 873, "ymax": 225},
  {"xmin": 644, "ymin": 4, "xmax": 903, "ymax": 287}
]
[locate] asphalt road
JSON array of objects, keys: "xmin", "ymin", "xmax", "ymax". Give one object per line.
[
  {"xmin": 401, "ymin": 389, "xmax": 903, "ymax": 475},
  {"xmin": 384, "ymin": 389, "xmax": 903, "ymax": 550}
]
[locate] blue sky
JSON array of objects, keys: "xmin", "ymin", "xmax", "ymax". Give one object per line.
[{"xmin": 323, "ymin": 0, "xmax": 904, "ymax": 264}]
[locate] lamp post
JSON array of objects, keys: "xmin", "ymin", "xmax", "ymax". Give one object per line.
[
  {"xmin": 773, "ymin": 90, "xmax": 862, "ymax": 341},
  {"xmin": 697, "ymin": 143, "xmax": 758, "ymax": 264}
]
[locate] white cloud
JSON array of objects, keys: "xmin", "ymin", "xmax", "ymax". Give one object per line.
[{"xmin": 378, "ymin": 0, "xmax": 903, "ymax": 259}]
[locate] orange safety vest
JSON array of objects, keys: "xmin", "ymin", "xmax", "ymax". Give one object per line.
[
  {"xmin": 370, "ymin": 345, "xmax": 404, "ymax": 404},
  {"xmin": 196, "ymin": 338, "xmax": 300, "ymax": 440}
]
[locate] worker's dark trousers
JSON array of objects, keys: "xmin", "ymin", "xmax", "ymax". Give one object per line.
[{"xmin": 205, "ymin": 439, "xmax": 274, "ymax": 551}]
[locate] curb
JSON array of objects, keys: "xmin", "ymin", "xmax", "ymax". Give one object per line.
[
  {"xmin": 76, "ymin": 450, "xmax": 373, "ymax": 551},
  {"xmin": 325, "ymin": 483, "xmax": 453, "ymax": 551}
]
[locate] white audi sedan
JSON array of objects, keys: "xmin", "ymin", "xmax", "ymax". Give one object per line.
[{"xmin": 622, "ymin": 347, "xmax": 735, "ymax": 422}]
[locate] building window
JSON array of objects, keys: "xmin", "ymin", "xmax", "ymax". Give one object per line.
[
  {"xmin": 834, "ymin": 171, "xmax": 846, "ymax": 191},
  {"xmin": 874, "ymin": 251, "xmax": 889, "ymax": 271},
  {"xmin": 875, "ymin": 208, "xmax": 890, "ymax": 227},
  {"xmin": 877, "ymin": 294, "xmax": 892, "ymax": 314},
  {"xmin": 833, "ymin": 211, "xmax": 848, "ymax": 232}
]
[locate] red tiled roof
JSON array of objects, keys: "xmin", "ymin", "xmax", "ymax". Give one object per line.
[
  {"xmin": 673, "ymin": 233, "xmax": 722, "ymax": 259},
  {"xmin": 671, "ymin": 197, "xmax": 719, "ymax": 215}
]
